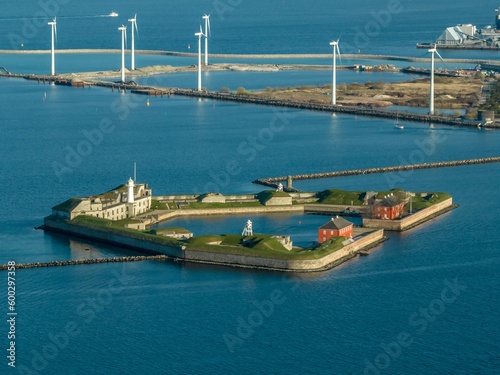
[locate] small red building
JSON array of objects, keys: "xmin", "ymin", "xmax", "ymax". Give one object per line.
[
  {"xmin": 318, "ymin": 216, "xmax": 354, "ymax": 244},
  {"xmin": 373, "ymin": 195, "xmax": 405, "ymax": 220}
]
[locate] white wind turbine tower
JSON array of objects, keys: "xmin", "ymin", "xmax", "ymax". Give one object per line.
[
  {"xmin": 48, "ymin": 17, "xmax": 57, "ymax": 75},
  {"xmin": 128, "ymin": 14, "xmax": 138, "ymax": 70},
  {"xmin": 329, "ymin": 39, "xmax": 341, "ymax": 105},
  {"xmin": 118, "ymin": 25, "xmax": 127, "ymax": 83},
  {"xmin": 195, "ymin": 25, "xmax": 204, "ymax": 91},
  {"xmin": 428, "ymin": 44, "xmax": 446, "ymax": 115},
  {"xmin": 202, "ymin": 14, "xmax": 211, "ymax": 65}
]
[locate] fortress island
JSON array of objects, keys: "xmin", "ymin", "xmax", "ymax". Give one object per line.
[{"xmin": 42, "ymin": 178, "xmax": 455, "ymax": 272}]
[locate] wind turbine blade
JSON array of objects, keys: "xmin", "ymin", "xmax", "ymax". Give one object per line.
[
  {"xmin": 336, "ymin": 44, "xmax": 342, "ymax": 64},
  {"xmin": 124, "ymin": 27, "xmax": 128, "ymax": 49},
  {"xmin": 435, "ymin": 50, "xmax": 448, "ymax": 68},
  {"xmin": 208, "ymin": 16, "xmax": 211, "ymax": 36},
  {"xmin": 54, "ymin": 20, "xmax": 57, "ymax": 43}
]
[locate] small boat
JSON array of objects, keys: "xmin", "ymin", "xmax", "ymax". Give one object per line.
[
  {"xmin": 394, "ymin": 112, "xmax": 404, "ymax": 129},
  {"xmin": 109, "ymin": 11, "xmax": 119, "ymax": 17}
]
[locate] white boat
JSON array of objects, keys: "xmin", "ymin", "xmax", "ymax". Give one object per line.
[
  {"xmin": 109, "ymin": 11, "xmax": 119, "ymax": 17},
  {"xmin": 394, "ymin": 112, "xmax": 404, "ymax": 129}
]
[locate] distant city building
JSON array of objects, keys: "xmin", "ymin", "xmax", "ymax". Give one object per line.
[
  {"xmin": 51, "ymin": 179, "xmax": 152, "ymax": 220},
  {"xmin": 318, "ymin": 216, "xmax": 353, "ymax": 243},
  {"xmin": 436, "ymin": 25, "xmax": 477, "ymax": 45},
  {"xmin": 373, "ymin": 194, "xmax": 404, "ymax": 220}
]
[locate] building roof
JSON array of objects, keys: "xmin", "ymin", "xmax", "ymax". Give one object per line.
[
  {"xmin": 52, "ymin": 198, "xmax": 83, "ymax": 212},
  {"xmin": 319, "ymin": 216, "xmax": 353, "ymax": 231},
  {"xmin": 378, "ymin": 195, "xmax": 403, "ymax": 207},
  {"xmin": 438, "ymin": 27, "xmax": 463, "ymax": 43}
]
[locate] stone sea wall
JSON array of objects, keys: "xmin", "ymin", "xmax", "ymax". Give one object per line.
[
  {"xmin": 43, "ymin": 217, "xmax": 184, "ymax": 258},
  {"xmin": 363, "ymin": 198, "xmax": 454, "ymax": 231},
  {"xmin": 182, "ymin": 229, "xmax": 384, "ymax": 271}
]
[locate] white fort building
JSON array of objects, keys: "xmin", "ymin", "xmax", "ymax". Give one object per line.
[{"xmin": 51, "ymin": 178, "xmax": 152, "ymax": 220}]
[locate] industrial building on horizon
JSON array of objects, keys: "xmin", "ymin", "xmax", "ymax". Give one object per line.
[{"xmin": 418, "ymin": 6, "xmax": 500, "ymax": 49}]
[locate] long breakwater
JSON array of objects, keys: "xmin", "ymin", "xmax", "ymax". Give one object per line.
[
  {"xmin": 0, "ymin": 255, "xmax": 170, "ymax": 270},
  {"xmin": 253, "ymin": 157, "xmax": 500, "ymax": 187},
  {"xmin": 0, "ymin": 72, "xmax": 496, "ymax": 128}
]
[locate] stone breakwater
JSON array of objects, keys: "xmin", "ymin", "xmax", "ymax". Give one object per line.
[
  {"xmin": 254, "ymin": 157, "xmax": 500, "ymax": 186},
  {"xmin": 1, "ymin": 72, "xmax": 494, "ymax": 128},
  {"xmin": 0, "ymin": 255, "xmax": 169, "ymax": 270},
  {"xmin": 167, "ymin": 88, "xmax": 489, "ymax": 128}
]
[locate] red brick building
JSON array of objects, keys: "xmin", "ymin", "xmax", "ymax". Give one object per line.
[
  {"xmin": 373, "ymin": 195, "xmax": 405, "ymax": 220},
  {"xmin": 318, "ymin": 216, "xmax": 354, "ymax": 243}
]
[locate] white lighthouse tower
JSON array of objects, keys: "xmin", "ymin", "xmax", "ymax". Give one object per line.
[{"xmin": 127, "ymin": 177, "xmax": 135, "ymax": 203}]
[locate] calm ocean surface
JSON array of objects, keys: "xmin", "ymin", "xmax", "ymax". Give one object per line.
[{"xmin": 1, "ymin": 1, "xmax": 499, "ymax": 374}]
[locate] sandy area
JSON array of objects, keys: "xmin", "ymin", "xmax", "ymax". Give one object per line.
[{"xmin": 250, "ymin": 76, "xmax": 483, "ymax": 109}]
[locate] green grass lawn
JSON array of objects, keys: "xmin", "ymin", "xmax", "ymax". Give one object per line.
[
  {"xmin": 410, "ymin": 192, "xmax": 452, "ymax": 211},
  {"xmin": 185, "ymin": 233, "xmax": 346, "ymax": 260},
  {"xmin": 185, "ymin": 201, "xmax": 263, "ymax": 209},
  {"xmin": 316, "ymin": 189, "xmax": 365, "ymax": 205}
]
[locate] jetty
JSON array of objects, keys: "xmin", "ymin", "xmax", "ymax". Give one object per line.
[
  {"xmin": 254, "ymin": 157, "xmax": 500, "ymax": 187},
  {"xmin": 0, "ymin": 255, "xmax": 169, "ymax": 271},
  {"xmin": 0, "ymin": 69, "xmax": 497, "ymax": 128}
]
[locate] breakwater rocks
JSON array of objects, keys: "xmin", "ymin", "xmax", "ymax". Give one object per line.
[
  {"xmin": 254, "ymin": 157, "xmax": 500, "ymax": 185},
  {"xmin": 0, "ymin": 255, "xmax": 169, "ymax": 271},
  {"xmin": 168, "ymin": 88, "xmax": 490, "ymax": 128},
  {"xmin": 2, "ymin": 71, "xmax": 496, "ymax": 128}
]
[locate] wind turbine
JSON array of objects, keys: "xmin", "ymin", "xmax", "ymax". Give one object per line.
[
  {"xmin": 48, "ymin": 17, "xmax": 57, "ymax": 75},
  {"xmin": 128, "ymin": 14, "xmax": 139, "ymax": 70},
  {"xmin": 195, "ymin": 25, "xmax": 204, "ymax": 91},
  {"xmin": 427, "ymin": 44, "xmax": 446, "ymax": 115},
  {"xmin": 329, "ymin": 39, "xmax": 341, "ymax": 105},
  {"xmin": 118, "ymin": 25, "xmax": 127, "ymax": 83},
  {"xmin": 202, "ymin": 14, "xmax": 211, "ymax": 65}
]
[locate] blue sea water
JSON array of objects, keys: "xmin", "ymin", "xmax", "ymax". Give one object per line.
[{"xmin": 1, "ymin": 1, "xmax": 500, "ymax": 374}]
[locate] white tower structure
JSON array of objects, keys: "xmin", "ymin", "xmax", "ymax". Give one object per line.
[
  {"xmin": 118, "ymin": 25, "xmax": 127, "ymax": 83},
  {"xmin": 128, "ymin": 14, "xmax": 138, "ymax": 71},
  {"xmin": 242, "ymin": 220, "xmax": 253, "ymax": 236},
  {"xmin": 48, "ymin": 17, "xmax": 57, "ymax": 76},
  {"xmin": 195, "ymin": 26, "xmax": 204, "ymax": 91},
  {"xmin": 428, "ymin": 44, "xmax": 445, "ymax": 115},
  {"xmin": 127, "ymin": 178, "xmax": 135, "ymax": 203},
  {"xmin": 329, "ymin": 39, "xmax": 341, "ymax": 106},
  {"xmin": 202, "ymin": 14, "xmax": 211, "ymax": 65}
]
